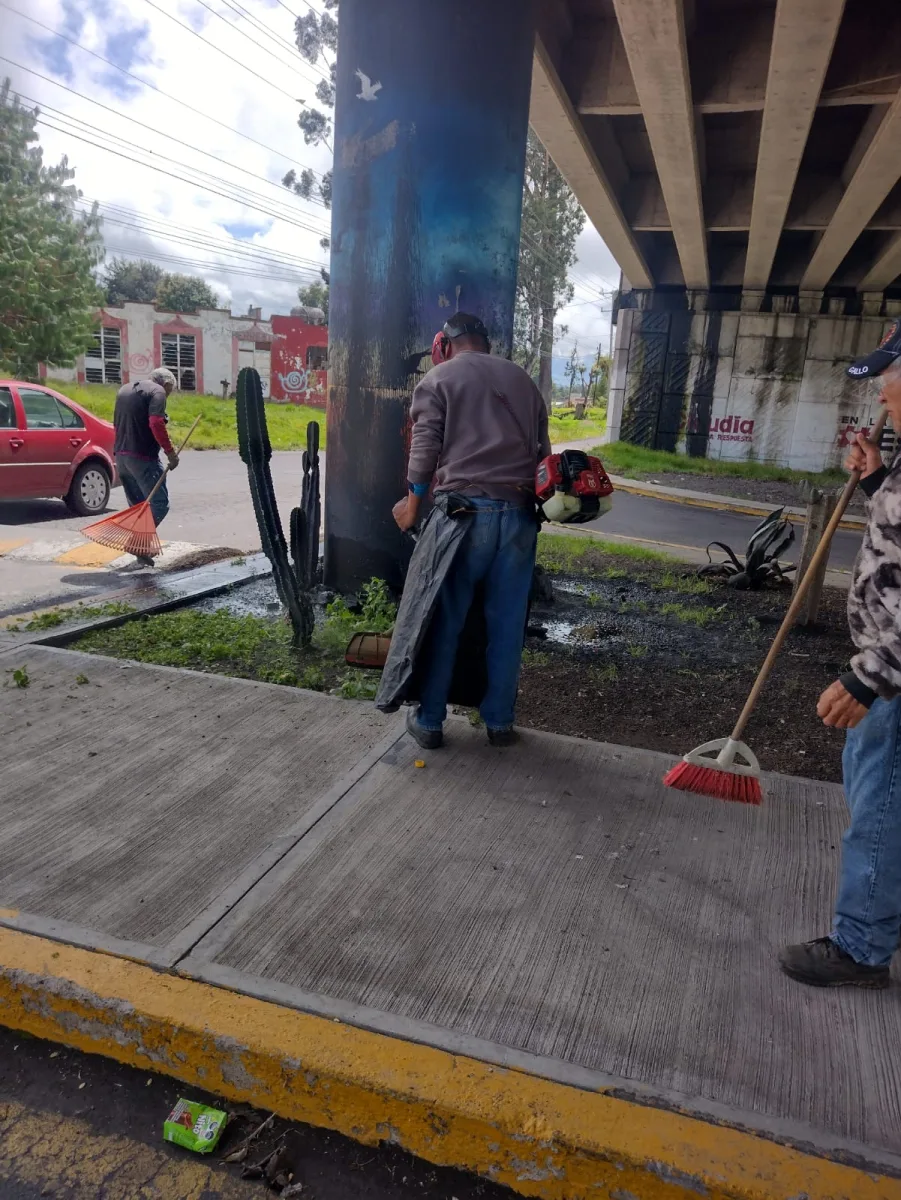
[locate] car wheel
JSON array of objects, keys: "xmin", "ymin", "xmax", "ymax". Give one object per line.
[{"xmin": 65, "ymin": 462, "xmax": 111, "ymax": 516}]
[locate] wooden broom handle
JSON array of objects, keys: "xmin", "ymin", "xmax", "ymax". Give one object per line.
[
  {"xmin": 730, "ymin": 407, "xmax": 889, "ymax": 743},
  {"xmin": 144, "ymin": 415, "xmax": 202, "ymax": 504}
]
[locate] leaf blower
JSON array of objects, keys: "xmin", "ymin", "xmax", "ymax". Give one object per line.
[{"xmin": 536, "ymin": 449, "xmax": 614, "ymax": 524}]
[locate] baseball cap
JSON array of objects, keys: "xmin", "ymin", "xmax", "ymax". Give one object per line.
[
  {"xmin": 444, "ymin": 312, "xmax": 490, "ymax": 342},
  {"xmin": 847, "ymin": 318, "xmax": 901, "ymax": 378}
]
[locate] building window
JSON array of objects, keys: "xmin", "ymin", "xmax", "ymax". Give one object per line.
[
  {"xmin": 161, "ymin": 332, "xmax": 197, "ymax": 391},
  {"xmin": 85, "ymin": 327, "xmax": 122, "ymax": 384},
  {"xmin": 306, "ymin": 345, "xmax": 328, "ymax": 371}
]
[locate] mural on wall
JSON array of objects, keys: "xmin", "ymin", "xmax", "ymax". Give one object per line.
[
  {"xmin": 129, "ymin": 352, "xmax": 151, "ymax": 373},
  {"xmin": 269, "ymin": 316, "xmax": 328, "ymax": 407}
]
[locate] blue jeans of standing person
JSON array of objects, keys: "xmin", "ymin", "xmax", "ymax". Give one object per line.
[
  {"xmin": 116, "ymin": 455, "xmax": 169, "ymax": 526},
  {"xmin": 832, "ymin": 694, "xmax": 901, "ymax": 967},
  {"xmin": 417, "ymin": 498, "xmax": 537, "ymax": 733}
]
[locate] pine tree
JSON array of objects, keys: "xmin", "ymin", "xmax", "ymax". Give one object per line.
[{"xmin": 0, "ymin": 80, "xmax": 103, "ymax": 379}]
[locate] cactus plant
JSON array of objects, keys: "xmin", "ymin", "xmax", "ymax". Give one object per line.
[
  {"xmin": 236, "ymin": 367, "xmax": 314, "ymax": 645},
  {"xmin": 290, "ymin": 420, "xmax": 321, "ymax": 593}
]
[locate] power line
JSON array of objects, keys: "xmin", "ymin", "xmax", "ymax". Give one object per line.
[
  {"xmin": 103, "ymin": 243, "xmax": 323, "ymax": 286},
  {"xmin": 9, "ymin": 73, "xmax": 329, "ymax": 214},
  {"xmin": 0, "ymin": 3, "xmax": 326, "ymax": 180},
  {"xmin": 80, "ymin": 198, "xmax": 328, "ymax": 271},
  {"xmin": 85, "ymin": 208, "xmax": 328, "ymax": 275},
  {"xmin": 186, "ymin": 0, "xmax": 326, "ymax": 88},
  {"xmin": 212, "ymin": 0, "xmax": 331, "ymax": 85},
  {"xmin": 33, "ymin": 113, "xmax": 330, "ymax": 236},
  {"xmin": 139, "ymin": 0, "xmax": 305, "ymax": 106}
]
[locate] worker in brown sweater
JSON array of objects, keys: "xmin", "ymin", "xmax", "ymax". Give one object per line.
[{"xmin": 392, "ymin": 312, "xmax": 551, "ymax": 749}]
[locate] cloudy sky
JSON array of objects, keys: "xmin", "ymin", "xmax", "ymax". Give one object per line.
[{"xmin": 3, "ymin": 0, "xmax": 618, "ymax": 378}]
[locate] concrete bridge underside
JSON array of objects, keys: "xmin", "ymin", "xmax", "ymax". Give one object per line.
[
  {"xmin": 531, "ymin": 0, "xmax": 901, "ymax": 467},
  {"xmin": 532, "ymin": 0, "xmax": 901, "ymax": 306}
]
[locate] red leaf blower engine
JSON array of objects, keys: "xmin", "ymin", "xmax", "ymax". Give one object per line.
[{"xmin": 535, "ymin": 449, "xmax": 614, "ymax": 524}]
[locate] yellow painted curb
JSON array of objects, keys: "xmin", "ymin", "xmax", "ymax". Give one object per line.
[
  {"xmin": 0, "ymin": 539, "xmax": 27, "ymax": 557},
  {"xmin": 613, "ymin": 481, "xmax": 866, "ymax": 531},
  {"xmin": 54, "ymin": 542, "xmax": 122, "ymax": 567},
  {"xmin": 0, "ymin": 929, "xmax": 898, "ymax": 1200}
]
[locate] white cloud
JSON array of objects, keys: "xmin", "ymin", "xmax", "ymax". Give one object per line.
[
  {"xmin": 3, "ymin": 0, "xmax": 621, "ymax": 354},
  {"xmin": 4, "ymin": 0, "xmax": 333, "ymax": 316}
]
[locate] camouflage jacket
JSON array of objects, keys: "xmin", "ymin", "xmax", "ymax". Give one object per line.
[{"xmin": 843, "ymin": 459, "xmax": 901, "ymax": 706}]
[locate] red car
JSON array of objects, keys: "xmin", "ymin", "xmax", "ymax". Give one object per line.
[{"xmin": 0, "ymin": 380, "xmax": 119, "ymax": 516}]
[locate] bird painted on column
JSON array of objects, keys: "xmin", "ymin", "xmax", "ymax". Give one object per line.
[{"xmin": 355, "ymin": 69, "xmax": 382, "ymax": 101}]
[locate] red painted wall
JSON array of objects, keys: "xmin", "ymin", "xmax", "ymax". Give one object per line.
[{"xmin": 269, "ymin": 316, "xmax": 328, "ymax": 407}]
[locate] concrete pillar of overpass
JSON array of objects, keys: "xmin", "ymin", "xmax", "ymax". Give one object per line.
[
  {"xmin": 606, "ymin": 287, "xmax": 895, "ymax": 471},
  {"xmin": 324, "ymin": 0, "xmax": 537, "ymax": 594}
]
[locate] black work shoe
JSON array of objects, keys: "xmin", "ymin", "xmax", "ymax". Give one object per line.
[
  {"xmin": 134, "ymin": 554, "xmax": 156, "ymax": 568},
  {"xmin": 405, "ymin": 707, "xmax": 443, "ymax": 750},
  {"xmin": 487, "ymin": 726, "xmax": 519, "ymax": 748},
  {"xmin": 779, "ymin": 936, "xmax": 890, "ymax": 989}
]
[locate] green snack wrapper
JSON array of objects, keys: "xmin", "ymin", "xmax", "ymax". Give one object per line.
[{"xmin": 164, "ymin": 1098, "xmax": 227, "ymax": 1154}]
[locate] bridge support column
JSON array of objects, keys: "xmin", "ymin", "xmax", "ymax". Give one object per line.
[
  {"xmin": 606, "ymin": 291, "xmax": 893, "ymax": 472},
  {"xmin": 324, "ymin": 0, "xmax": 536, "ymax": 594}
]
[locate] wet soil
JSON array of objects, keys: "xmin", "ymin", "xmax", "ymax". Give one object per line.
[
  {"xmin": 629, "ymin": 470, "xmax": 865, "ymax": 516},
  {"xmin": 517, "ymin": 556, "xmax": 852, "ymax": 783}
]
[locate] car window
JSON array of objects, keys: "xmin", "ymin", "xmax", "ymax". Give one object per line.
[
  {"xmin": 20, "ymin": 389, "xmax": 84, "ymax": 430},
  {"xmin": 0, "ymin": 387, "xmax": 14, "ymax": 429}
]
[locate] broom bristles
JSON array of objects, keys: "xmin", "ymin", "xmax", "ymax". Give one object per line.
[
  {"xmin": 663, "ymin": 759, "xmax": 762, "ymax": 805},
  {"xmin": 83, "ymin": 501, "xmax": 161, "ymax": 559}
]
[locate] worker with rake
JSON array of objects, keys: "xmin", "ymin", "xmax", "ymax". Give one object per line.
[
  {"xmin": 781, "ymin": 320, "xmax": 901, "ymax": 989},
  {"xmin": 113, "ymin": 367, "xmax": 180, "ymax": 567}
]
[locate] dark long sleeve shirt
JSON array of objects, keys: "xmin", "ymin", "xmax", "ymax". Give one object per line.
[{"xmin": 407, "ymin": 352, "xmax": 551, "ymax": 503}]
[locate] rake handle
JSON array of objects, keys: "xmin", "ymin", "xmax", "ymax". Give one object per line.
[
  {"xmin": 729, "ymin": 408, "xmax": 889, "ymax": 743},
  {"xmin": 143, "ymin": 415, "xmax": 202, "ymax": 505}
]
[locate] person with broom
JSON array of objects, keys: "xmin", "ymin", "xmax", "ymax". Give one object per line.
[
  {"xmin": 113, "ymin": 366, "xmax": 180, "ymax": 567},
  {"xmin": 780, "ymin": 320, "xmax": 901, "ymax": 989}
]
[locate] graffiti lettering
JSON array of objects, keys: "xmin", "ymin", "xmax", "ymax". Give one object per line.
[{"xmin": 710, "ymin": 415, "xmax": 755, "ymax": 443}]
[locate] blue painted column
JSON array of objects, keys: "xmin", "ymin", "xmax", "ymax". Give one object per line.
[{"xmin": 324, "ymin": 0, "xmax": 537, "ymax": 594}]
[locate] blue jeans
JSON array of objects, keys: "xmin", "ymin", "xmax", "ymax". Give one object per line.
[
  {"xmin": 832, "ymin": 695, "xmax": 901, "ymax": 967},
  {"xmin": 417, "ymin": 499, "xmax": 537, "ymax": 732},
  {"xmin": 116, "ymin": 455, "xmax": 169, "ymax": 527}
]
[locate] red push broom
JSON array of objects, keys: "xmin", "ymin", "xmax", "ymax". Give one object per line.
[
  {"xmin": 664, "ymin": 408, "xmax": 889, "ymax": 805},
  {"xmin": 83, "ymin": 415, "xmax": 201, "ymax": 560}
]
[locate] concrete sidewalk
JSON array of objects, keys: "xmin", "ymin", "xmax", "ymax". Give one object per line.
[{"xmin": 2, "ymin": 645, "xmax": 900, "ymax": 1199}]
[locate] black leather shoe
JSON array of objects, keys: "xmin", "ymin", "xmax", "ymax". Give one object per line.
[
  {"xmin": 779, "ymin": 937, "xmax": 890, "ymax": 988},
  {"xmin": 487, "ymin": 727, "xmax": 519, "ymax": 748},
  {"xmin": 405, "ymin": 707, "xmax": 443, "ymax": 750}
]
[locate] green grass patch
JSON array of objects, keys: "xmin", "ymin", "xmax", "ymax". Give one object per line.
[
  {"xmin": 596, "ymin": 441, "xmax": 845, "ymax": 488},
  {"xmin": 537, "ymin": 532, "xmax": 670, "ymax": 575},
  {"xmin": 76, "ymin": 608, "xmax": 303, "ymax": 683},
  {"xmin": 659, "ymin": 602, "xmax": 719, "ymax": 627},
  {"xmin": 521, "ymin": 648, "xmax": 550, "ymax": 667},
  {"xmin": 8, "ymin": 600, "xmax": 136, "ymax": 633},
  {"xmin": 547, "ymin": 406, "xmax": 606, "ymax": 443},
  {"xmin": 47, "ymin": 381, "xmax": 326, "ymax": 452},
  {"xmin": 658, "ymin": 571, "xmax": 713, "ymax": 596}
]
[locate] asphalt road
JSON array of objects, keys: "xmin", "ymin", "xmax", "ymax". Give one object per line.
[
  {"xmin": 0, "ymin": 1027, "xmax": 512, "ymax": 1200},
  {"xmin": 0, "ymin": 450, "xmax": 863, "ymax": 610}
]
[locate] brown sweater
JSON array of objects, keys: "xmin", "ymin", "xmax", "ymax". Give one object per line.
[{"xmin": 407, "ymin": 352, "xmax": 551, "ymax": 502}]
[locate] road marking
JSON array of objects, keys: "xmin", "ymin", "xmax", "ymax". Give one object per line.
[
  {"xmin": 0, "ymin": 1099, "xmax": 257, "ymax": 1200},
  {"xmin": 0, "ymin": 540, "xmax": 28, "ymax": 557},
  {"xmin": 55, "ymin": 542, "xmax": 123, "ymax": 567}
]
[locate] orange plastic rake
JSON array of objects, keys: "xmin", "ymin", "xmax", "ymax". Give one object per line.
[{"xmin": 83, "ymin": 416, "xmax": 201, "ymax": 559}]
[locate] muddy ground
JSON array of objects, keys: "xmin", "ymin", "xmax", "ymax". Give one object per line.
[
  {"xmin": 625, "ymin": 469, "xmax": 864, "ymax": 516},
  {"xmin": 518, "ymin": 551, "xmax": 852, "ymax": 783}
]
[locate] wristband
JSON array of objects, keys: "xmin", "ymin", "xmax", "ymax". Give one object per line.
[{"xmin": 408, "ymin": 481, "xmax": 429, "ymax": 497}]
